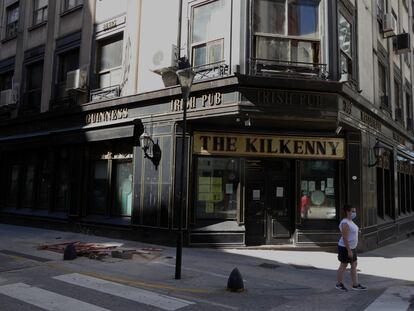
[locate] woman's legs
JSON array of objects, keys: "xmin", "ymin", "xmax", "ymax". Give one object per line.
[
  {"xmin": 337, "ymin": 262, "xmax": 348, "ymax": 283},
  {"xmin": 351, "ymin": 261, "xmax": 358, "ymax": 286}
]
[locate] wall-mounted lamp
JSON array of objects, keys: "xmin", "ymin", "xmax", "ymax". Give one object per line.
[
  {"xmin": 368, "ymin": 141, "xmax": 387, "ymax": 167},
  {"xmin": 140, "ymin": 132, "xmax": 162, "ymax": 169}
]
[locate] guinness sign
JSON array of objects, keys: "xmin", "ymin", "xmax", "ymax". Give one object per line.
[{"xmin": 193, "ymin": 132, "xmax": 345, "ymax": 159}]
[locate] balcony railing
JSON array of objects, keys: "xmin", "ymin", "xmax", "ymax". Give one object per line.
[
  {"xmin": 90, "ymin": 85, "xmax": 121, "ymax": 102},
  {"xmin": 250, "ymin": 58, "xmax": 328, "ymax": 79},
  {"xmin": 21, "ymin": 89, "xmax": 41, "ymax": 115},
  {"xmin": 193, "ymin": 61, "xmax": 230, "ymax": 82}
]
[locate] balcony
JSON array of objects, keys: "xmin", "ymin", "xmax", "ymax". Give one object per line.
[
  {"xmin": 90, "ymin": 85, "xmax": 121, "ymax": 102},
  {"xmin": 250, "ymin": 58, "xmax": 327, "ymax": 79},
  {"xmin": 21, "ymin": 89, "xmax": 41, "ymax": 115},
  {"xmin": 193, "ymin": 61, "xmax": 230, "ymax": 83}
]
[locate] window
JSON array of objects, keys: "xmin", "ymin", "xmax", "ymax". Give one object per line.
[
  {"xmin": 300, "ymin": 161, "xmax": 337, "ymax": 220},
  {"xmin": 63, "ymin": 0, "xmax": 83, "ymax": 12},
  {"xmin": 394, "ymin": 80, "xmax": 402, "ymax": 121},
  {"xmin": 0, "ymin": 71, "xmax": 13, "ymax": 91},
  {"xmin": 406, "ymin": 92, "xmax": 412, "ymax": 129},
  {"xmin": 378, "ymin": 62, "xmax": 387, "ymax": 100},
  {"xmin": 97, "ymin": 34, "xmax": 123, "ymax": 88},
  {"xmin": 195, "ymin": 157, "xmax": 239, "ymax": 220},
  {"xmin": 339, "ymin": 14, "xmax": 353, "ymax": 79},
  {"xmin": 5, "ymin": 3, "xmax": 19, "ymax": 39},
  {"xmin": 89, "ymin": 142, "xmax": 133, "ymax": 217},
  {"xmin": 24, "ymin": 61, "xmax": 43, "ymax": 112},
  {"xmin": 33, "ymin": 0, "xmax": 48, "ymax": 25},
  {"xmin": 253, "ymin": 0, "xmax": 320, "ymax": 65},
  {"xmin": 55, "ymin": 149, "xmax": 71, "ymax": 212},
  {"xmin": 377, "ymin": 150, "xmax": 393, "ymax": 218},
  {"xmin": 191, "ymin": 0, "xmax": 226, "ymax": 67},
  {"xmin": 55, "ymin": 48, "xmax": 79, "ymax": 98},
  {"xmin": 6, "ymin": 164, "xmax": 20, "ymax": 207}
]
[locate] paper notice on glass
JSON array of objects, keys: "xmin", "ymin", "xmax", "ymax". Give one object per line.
[
  {"xmin": 212, "ymin": 177, "xmax": 222, "ymax": 185},
  {"xmin": 327, "ymin": 178, "xmax": 334, "ymax": 188},
  {"xmin": 321, "ymin": 181, "xmax": 326, "ymax": 191},
  {"xmin": 199, "ymin": 177, "xmax": 211, "ymax": 185},
  {"xmin": 226, "ymin": 184, "xmax": 233, "ymax": 194},
  {"xmin": 253, "ymin": 190, "xmax": 260, "ymax": 201},
  {"xmin": 308, "ymin": 181, "xmax": 316, "ymax": 192},
  {"xmin": 206, "ymin": 202, "xmax": 214, "ymax": 213},
  {"xmin": 301, "ymin": 181, "xmax": 308, "ymax": 191},
  {"xmin": 276, "ymin": 187, "xmax": 284, "ymax": 197},
  {"xmin": 325, "ymin": 187, "xmax": 335, "ymax": 195},
  {"xmin": 199, "ymin": 184, "xmax": 210, "ymax": 193}
]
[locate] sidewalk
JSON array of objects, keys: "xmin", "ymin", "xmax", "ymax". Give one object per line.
[{"xmin": 0, "ymin": 223, "xmax": 413, "ymax": 310}]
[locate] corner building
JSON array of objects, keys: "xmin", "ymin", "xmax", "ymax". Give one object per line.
[{"xmin": 1, "ymin": 0, "xmax": 414, "ymax": 250}]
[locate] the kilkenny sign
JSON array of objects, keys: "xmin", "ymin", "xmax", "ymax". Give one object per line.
[{"xmin": 193, "ymin": 132, "xmax": 345, "ymax": 159}]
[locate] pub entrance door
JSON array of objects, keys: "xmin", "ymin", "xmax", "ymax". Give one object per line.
[{"xmin": 245, "ymin": 159, "xmax": 294, "ymax": 245}]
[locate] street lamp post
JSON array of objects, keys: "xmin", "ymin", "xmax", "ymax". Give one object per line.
[{"xmin": 175, "ymin": 59, "xmax": 195, "ymax": 280}]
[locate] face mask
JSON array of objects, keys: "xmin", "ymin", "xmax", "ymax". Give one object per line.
[{"xmin": 351, "ymin": 212, "xmax": 357, "ymax": 220}]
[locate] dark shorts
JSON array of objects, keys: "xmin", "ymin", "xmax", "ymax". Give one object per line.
[{"xmin": 338, "ymin": 245, "xmax": 357, "ymax": 263}]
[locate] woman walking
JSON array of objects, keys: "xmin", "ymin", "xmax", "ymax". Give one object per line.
[{"xmin": 336, "ymin": 204, "xmax": 367, "ymax": 291}]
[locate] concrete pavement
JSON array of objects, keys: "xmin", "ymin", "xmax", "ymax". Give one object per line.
[{"xmin": 0, "ymin": 224, "xmax": 413, "ymax": 310}]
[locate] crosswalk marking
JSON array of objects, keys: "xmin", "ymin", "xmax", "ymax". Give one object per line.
[
  {"xmin": 364, "ymin": 286, "xmax": 414, "ymax": 311},
  {"xmin": 0, "ymin": 283, "xmax": 111, "ymax": 311},
  {"xmin": 53, "ymin": 273, "xmax": 194, "ymax": 311}
]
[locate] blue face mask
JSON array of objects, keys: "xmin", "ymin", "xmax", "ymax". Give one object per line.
[{"xmin": 351, "ymin": 212, "xmax": 357, "ymax": 220}]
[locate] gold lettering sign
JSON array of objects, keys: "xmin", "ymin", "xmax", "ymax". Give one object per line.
[
  {"xmin": 86, "ymin": 108, "xmax": 128, "ymax": 124},
  {"xmin": 193, "ymin": 132, "xmax": 345, "ymax": 159}
]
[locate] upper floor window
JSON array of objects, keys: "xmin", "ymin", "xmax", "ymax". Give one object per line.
[
  {"xmin": 0, "ymin": 71, "xmax": 13, "ymax": 91},
  {"xmin": 253, "ymin": 0, "xmax": 320, "ymax": 66},
  {"xmin": 5, "ymin": 3, "xmax": 19, "ymax": 39},
  {"xmin": 55, "ymin": 48, "xmax": 79, "ymax": 98},
  {"xmin": 97, "ymin": 34, "xmax": 123, "ymax": 89},
  {"xmin": 24, "ymin": 61, "xmax": 44, "ymax": 112},
  {"xmin": 191, "ymin": 0, "xmax": 226, "ymax": 67},
  {"xmin": 63, "ymin": 0, "xmax": 83, "ymax": 12},
  {"xmin": 33, "ymin": 0, "xmax": 48, "ymax": 25},
  {"xmin": 378, "ymin": 61, "xmax": 388, "ymax": 107},
  {"xmin": 339, "ymin": 14, "xmax": 352, "ymax": 79}
]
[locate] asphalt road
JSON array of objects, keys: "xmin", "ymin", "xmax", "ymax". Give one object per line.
[{"xmin": 0, "ymin": 224, "xmax": 413, "ymax": 311}]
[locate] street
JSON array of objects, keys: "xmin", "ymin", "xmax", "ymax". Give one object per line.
[{"xmin": 0, "ymin": 224, "xmax": 413, "ymax": 310}]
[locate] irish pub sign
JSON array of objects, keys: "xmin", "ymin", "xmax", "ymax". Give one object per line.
[{"xmin": 193, "ymin": 132, "xmax": 345, "ymax": 159}]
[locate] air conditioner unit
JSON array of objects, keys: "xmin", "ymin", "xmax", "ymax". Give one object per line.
[
  {"xmin": 66, "ymin": 69, "xmax": 81, "ymax": 91},
  {"xmin": 383, "ymin": 13, "xmax": 397, "ymax": 38},
  {"xmin": 393, "ymin": 33, "xmax": 411, "ymax": 54},
  {"xmin": 151, "ymin": 44, "xmax": 179, "ymax": 73},
  {"xmin": 0, "ymin": 89, "xmax": 14, "ymax": 106}
]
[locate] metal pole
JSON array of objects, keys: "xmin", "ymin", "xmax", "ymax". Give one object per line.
[{"xmin": 175, "ymin": 95, "xmax": 187, "ymax": 280}]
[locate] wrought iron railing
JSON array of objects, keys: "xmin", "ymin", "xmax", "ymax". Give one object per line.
[
  {"xmin": 193, "ymin": 61, "xmax": 230, "ymax": 82},
  {"xmin": 21, "ymin": 89, "xmax": 41, "ymax": 115},
  {"xmin": 90, "ymin": 85, "xmax": 121, "ymax": 102},
  {"xmin": 250, "ymin": 58, "xmax": 328, "ymax": 80}
]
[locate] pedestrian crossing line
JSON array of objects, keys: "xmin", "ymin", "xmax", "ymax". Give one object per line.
[
  {"xmin": 53, "ymin": 273, "xmax": 195, "ymax": 311},
  {"xmin": 0, "ymin": 283, "xmax": 111, "ymax": 311},
  {"xmin": 364, "ymin": 286, "xmax": 414, "ymax": 311}
]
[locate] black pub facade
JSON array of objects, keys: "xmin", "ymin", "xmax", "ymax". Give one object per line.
[{"xmin": 1, "ymin": 0, "xmax": 414, "ymax": 250}]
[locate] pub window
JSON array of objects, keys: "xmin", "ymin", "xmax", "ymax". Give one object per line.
[
  {"xmin": 5, "ymin": 3, "xmax": 19, "ymax": 39},
  {"xmin": 55, "ymin": 48, "xmax": 79, "ymax": 98},
  {"xmin": 300, "ymin": 160, "xmax": 337, "ymax": 220},
  {"xmin": 6, "ymin": 163, "xmax": 20, "ymax": 208},
  {"xmin": 253, "ymin": 0, "xmax": 321, "ymax": 66},
  {"xmin": 97, "ymin": 33, "xmax": 123, "ymax": 89},
  {"xmin": 89, "ymin": 143, "xmax": 133, "ymax": 218},
  {"xmin": 63, "ymin": 0, "xmax": 83, "ymax": 12},
  {"xmin": 21, "ymin": 155, "xmax": 37, "ymax": 209},
  {"xmin": 339, "ymin": 13, "xmax": 353, "ymax": 80},
  {"xmin": 55, "ymin": 149, "xmax": 71, "ymax": 212},
  {"xmin": 24, "ymin": 61, "xmax": 43, "ymax": 112},
  {"xmin": 191, "ymin": 0, "xmax": 226, "ymax": 67},
  {"xmin": 37, "ymin": 154, "xmax": 53, "ymax": 210},
  {"xmin": 0, "ymin": 71, "xmax": 13, "ymax": 91},
  {"xmin": 377, "ymin": 150, "xmax": 393, "ymax": 218},
  {"xmin": 195, "ymin": 157, "xmax": 239, "ymax": 220},
  {"xmin": 33, "ymin": 0, "xmax": 48, "ymax": 25},
  {"xmin": 397, "ymin": 158, "xmax": 411, "ymax": 216}
]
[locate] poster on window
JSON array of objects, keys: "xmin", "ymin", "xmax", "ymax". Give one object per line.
[
  {"xmin": 308, "ymin": 181, "xmax": 316, "ymax": 192},
  {"xmin": 226, "ymin": 184, "xmax": 233, "ymax": 194},
  {"xmin": 327, "ymin": 178, "xmax": 334, "ymax": 188},
  {"xmin": 276, "ymin": 187, "xmax": 284, "ymax": 198},
  {"xmin": 321, "ymin": 181, "xmax": 326, "ymax": 191},
  {"xmin": 301, "ymin": 181, "xmax": 308, "ymax": 191},
  {"xmin": 253, "ymin": 190, "xmax": 260, "ymax": 201}
]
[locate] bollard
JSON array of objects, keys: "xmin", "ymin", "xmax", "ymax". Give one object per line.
[
  {"xmin": 63, "ymin": 244, "xmax": 77, "ymax": 260},
  {"xmin": 227, "ymin": 268, "xmax": 245, "ymax": 292}
]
